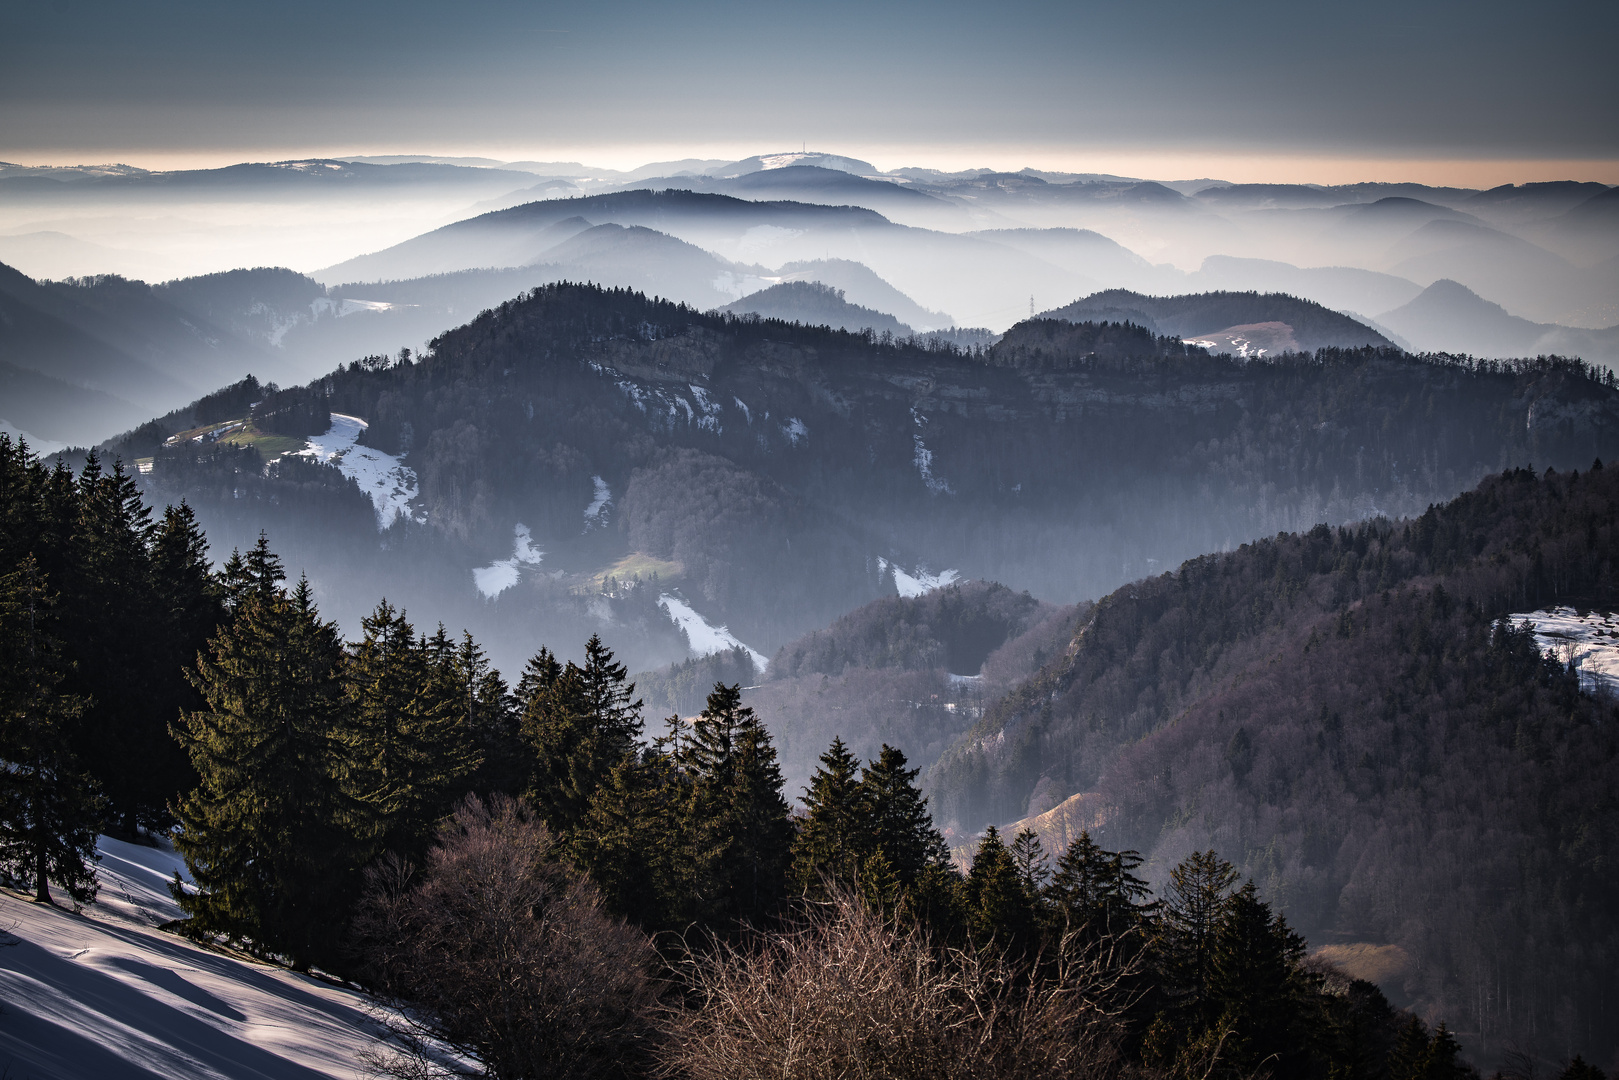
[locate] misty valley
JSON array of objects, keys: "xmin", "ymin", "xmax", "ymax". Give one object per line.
[{"xmin": 0, "ymin": 151, "xmax": 1616, "ymax": 1080}]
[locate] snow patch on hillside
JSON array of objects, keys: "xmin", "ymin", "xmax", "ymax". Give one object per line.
[
  {"xmin": 598, "ymin": 370, "xmax": 727, "ymax": 436},
  {"xmin": 878, "ymin": 557, "xmax": 961, "ymax": 598},
  {"xmin": 1513, "ymin": 606, "xmax": 1619, "ymax": 695},
  {"xmin": 584, "ymin": 476, "xmax": 612, "ymax": 530},
  {"xmin": 911, "ymin": 408, "xmax": 953, "ymax": 494},
  {"xmin": 298, "ymin": 413, "xmax": 420, "ymax": 530},
  {"xmin": 473, "ymin": 524, "xmax": 545, "ymax": 598},
  {"xmin": 0, "ymin": 835, "xmax": 389, "ymax": 1079},
  {"xmin": 690, "ymin": 385, "xmax": 722, "ymax": 432},
  {"xmin": 660, "ymin": 594, "xmax": 769, "ymax": 671}
]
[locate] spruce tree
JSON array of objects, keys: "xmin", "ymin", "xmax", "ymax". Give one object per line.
[
  {"xmin": 65, "ymin": 454, "xmax": 160, "ymax": 834},
  {"xmin": 1009, "ymin": 827, "xmax": 1050, "ymax": 897},
  {"xmin": 345, "ymin": 600, "xmax": 478, "ymax": 859},
  {"xmin": 521, "ymin": 653, "xmax": 592, "ymax": 834},
  {"xmin": 682, "ymin": 682, "xmax": 791, "ymax": 926},
  {"xmin": 962, "ymin": 826, "xmax": 1037, "ymax": 950},
  {"xmin": 857, "ymin": 744, "xmax": 950, "ymax": 889},
  {"xmin": 1206, "ymin": 881, "xmax": 1311, "ymax": 1075},
  {"xmin": 1157, "ymin": 849, "xmax": 1240, "ymax": 1023},
  {"xmin": 521, "ymin": 637, "xmax": 642, "ymax": 838},
  {"xmin": 1047, "ymin": 830, "xmax": 1155, "ymax": 941},
  {"xmin": 1389, "ymin": 1016, "xmax": 1432, "ymax": 1080},
  {"xmin": 144, "ymin": 501, "xmax": 223, "ymax": 819},
  {"xmin": 172, "ymin": 571, "xmax": 359, "ymax": 971},
  {"xmin": 790, "ymin": 737, "xmax": 868, "ymax": 893},
  {"xmin": 453, "ymin": 631, "xmax": 523, "ymax": 795},
  {"xmin": 0, "ymin": 556, "xmax": 101, "ymax": 906},
  {"xmin": 581, "ymin": 717, "xmax": 694, "ymax": 931},
  {"xmin": 1559, "ymin": 1058, "xmax": 1607, "ymax": 1080}
]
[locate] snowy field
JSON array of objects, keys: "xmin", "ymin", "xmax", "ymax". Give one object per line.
[
  {"xmin": 472, "ymin": 523, "xmax": 546, "ymax": 598},
  {"xmin": 297, "ymin": 413, "xmax": 420, "ymax": 530},
  {"xmin": 1512, "ymin": 606, "xmax": 1619, "ymax": 695},
  {"xmin": 0, "ymin": 836, "xmax": 388, "ymax": 1079},
  {"xmin": 877, "ymin": 557, "xmax": 960, "ymax": 598},
  {"xmin": 659, "ymin": 594, "xmax": 770, "ymax": 670}
]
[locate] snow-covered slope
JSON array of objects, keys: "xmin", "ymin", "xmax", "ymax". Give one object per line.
[
  {"xmin": 660, "ymin": 594, "xmax": 769, "ymax": 670},
  {"xmin": 1513, "ymin": 606, "xmax": 1619, "ymax": 695},
  {"xmin": 298, "ymin": 412, "xmax": 420, "ymax": 530},
  {"xmin": 0, "ymin": 837, "xmax": 389, "ymax": 1079}
]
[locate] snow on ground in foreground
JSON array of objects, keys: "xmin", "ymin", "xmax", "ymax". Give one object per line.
[
  {"xmin": 659, "ymin": 594, "xmax": 770, "ymax": 671},
  {"xmin": 473, "ymin": 523, "xmax": 545, "ymax": 598},
  {"xmin": 1513, "ymin": 606, "xmax": 1619, "ymax": 695},
  {"xmin": 0, "ymin": 836, "xmax": 389, "ymax": 1079},
  {"xmin": 297, "ymin": 413, "xmax": 419, "ymax": 530},
  {"xmin": 878, "ymin": 557, "xmax": 961, "ymax": 598}
]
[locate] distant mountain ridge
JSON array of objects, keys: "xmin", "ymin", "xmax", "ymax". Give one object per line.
[
  {"xmin": 1376, "ymin": 279, "xmax": 1619, "ymax": 364},
  {"xmin": 0, "ymin": 260, "xmax": 289, "ymax": 446},
  {"xmin": 1043, "ymin": 289, "xmax": 1394, "ymax": 352},
  {"xmin": 720, "ymin": 281, "xmax": 914, "ymax": 336}
]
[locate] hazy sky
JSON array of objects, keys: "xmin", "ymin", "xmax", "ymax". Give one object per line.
[{"xmin": 3, "ymin": 0, "xmax": 1615, "ymax": 182}]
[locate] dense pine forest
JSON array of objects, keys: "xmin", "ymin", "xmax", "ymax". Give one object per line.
[{"xmin": 2, "ymin": 430, "xmax": 1616, "ymax": 1077}]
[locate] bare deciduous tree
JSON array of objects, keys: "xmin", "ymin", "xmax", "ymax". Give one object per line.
[
  {"xmin": 357, "ymin": 794, "xmax": 661, "ymax": 1080},
  {"xmin": 658, "ymin": 887, "xmax": 1135, "ymax": 1080}
]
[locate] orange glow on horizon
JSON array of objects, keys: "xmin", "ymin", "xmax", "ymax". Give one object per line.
[{"xmin": 2, "ymin": 144, "xmax": 1615, "ymax": 188}]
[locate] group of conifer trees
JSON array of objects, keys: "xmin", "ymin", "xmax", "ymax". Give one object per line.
[{"xmin": 0, "ymin": 435, "xmax": 220, "ymax": 905}]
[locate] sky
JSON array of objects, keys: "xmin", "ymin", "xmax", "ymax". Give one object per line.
[{"xmin": 2, "ymin": 0, "xmax": 1616, "ymax": 184}]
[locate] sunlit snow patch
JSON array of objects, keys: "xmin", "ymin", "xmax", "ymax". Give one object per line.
[
  {"xmin": 298, "ymin": 412, "xmax": 420, "ymax": 530},
  {"xmin": 584, "ymin": 476, "xmax": 612, "ymax": 530},
  {"xmin": 1512, "ymin": 606, "xmax": 1619, "ymax": 695},
  {"xmin": 660, "ymin": 594, "xmax": 770, "ymax": 671},
  {"xmin": 878, "ymin": 557, "xmax": 961, "ymax": 598},
  {"xmin": 474, "ymin": 524, "xmax": 545, "ymax": 598}
]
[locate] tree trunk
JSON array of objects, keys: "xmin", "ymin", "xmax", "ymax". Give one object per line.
[{"xmin": 33, "ymin": 837, "xmax": 51, "ymax": 905}]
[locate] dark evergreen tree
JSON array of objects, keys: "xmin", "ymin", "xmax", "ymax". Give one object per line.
[
  {"xmin": 1425, "ymin": 1023, "xmax": 1477, "ymax": 1080},
  {"xmin": 453, "ymin": 630, "xmax": 523, "ymax": 796},
  {"xmin": 1156, "ymin": 849, "xmax": 1241, "ymax": 1023},
  {"xmin": 65, "ymin": 453, "xmax": 159, "ymax": 834},
  {"xmin": 172, "ymin": 572, "xmax": 360, "ymax": 972},
  {"xmin": 1009, "ymin": 827, "xmax": 1050, "ymax": 898},
  {"xmin": 1206, "ymin": 881, "xmax": 1313, "ymax": 1075},
  {"xmin": 682, "ymin": 682, "xmax": 791, "ymax": 926},
  {"xmin": 520, "ymin": 637, "xmax": 642, "ymax": 838},
  {"xmin": 581, "ymin": 716, "xmax": 694, "ymax": 931},
  {"xmin": 1390, "ymin": 1016, "xmax": 1433, "ymax": 1080},
  {"xmin": 1046, "ymin": 830, "xmax": 1155, "ymax": 941},
  {"xmin": 1558, "ymin": 1058, "xmax": 1606, "ymax": 1080},
  {"xmin": 962, "ymin": 825, "xmax": 1037, "ymax": 950},
  {"xmin": 857, "ymin": 743, "xmax": 950, "ymax": 889},
  {"xmin": 790, "ymin": 737, "xmax": 867, "ymax": 893},
  {"xmin": 0, "ymin": 556, "xmax": 101, "ymax": 906},
  {"xmin": 220, "ymin": 533, "xmax": 284, "ymax": 613},
  {"xmin": 345, "ymin": 600, "xmax": 478, "ymax": 859},
  {"xmin": 144, "ymin": 500, "xmax": 223, "ymax": 818}
]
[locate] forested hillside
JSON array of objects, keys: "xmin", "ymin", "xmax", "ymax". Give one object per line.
[
  {"xmin": 110, "ymin": 283, "xmax": 1619, "ymax": 677},
  {"xmin": 931, "ymin": 464, "xmax": 1619, "ymax": 1060},
  {"xmin": 5, "ymin": 431, "xmax": 1579, "ymax": 1079},
  {"xmin": 1044, "ymin": 289, "xmax": 1395, "ymax": 350}
]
